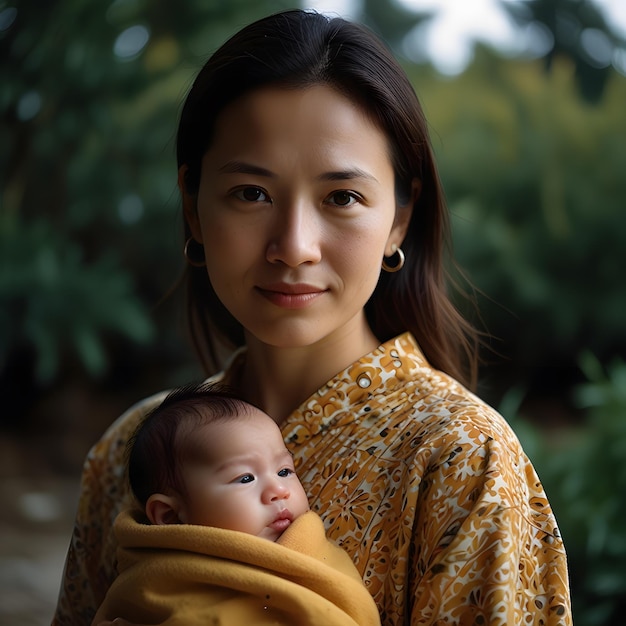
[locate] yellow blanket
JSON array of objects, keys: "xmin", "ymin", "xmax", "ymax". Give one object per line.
[{"xmin": 92, "ymin": 509, "xmax": 380, "ymax": 625}]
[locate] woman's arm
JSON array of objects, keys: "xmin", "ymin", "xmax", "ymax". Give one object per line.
[
  {"xmin": 407, "ymin": 429, "xmax": 571, "ymax": 626},
  {"xmin": 52, "ymin": 395, "xmax": 165, "ymax": 626}
]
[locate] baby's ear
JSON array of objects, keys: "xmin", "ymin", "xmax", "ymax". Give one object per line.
[{"xmin": 146, "ymin": 493, "xmax": 183, "ymax": 525}]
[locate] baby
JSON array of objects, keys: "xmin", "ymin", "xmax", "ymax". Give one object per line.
[
  {"xmin": 127, "ymin": 382, "xmax": 310, "ymax": 540},
  {"xmin": 92, "ymin": 382, "xmax": 381, "ymax": 626}
]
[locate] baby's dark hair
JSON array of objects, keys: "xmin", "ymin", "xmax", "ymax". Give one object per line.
[{"xmin": 126, "ymin": 381, "xmax": 256, "ymax": 507}]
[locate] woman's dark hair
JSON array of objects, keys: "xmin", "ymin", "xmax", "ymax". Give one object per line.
[
  {"xmin": 177, "ymin": 9, "xmax": 479, "ymax": 388},
  {"xmin": 127, "ymin": 382, "xmax": 255, "ymax": 506}
]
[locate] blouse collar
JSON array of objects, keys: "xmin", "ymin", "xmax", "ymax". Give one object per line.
[{"xmin": 221, "ymin": 333, "xmax": 429, "ymax": 437}]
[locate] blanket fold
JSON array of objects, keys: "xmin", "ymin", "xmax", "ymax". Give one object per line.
[{"xmin": 92, "ymin": 509, "xmax": 380, "ymax": 626}]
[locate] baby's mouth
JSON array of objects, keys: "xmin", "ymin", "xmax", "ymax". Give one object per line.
[{"xmin": 269, "ymin": 509, "xmax": 293, "ymax": 532}]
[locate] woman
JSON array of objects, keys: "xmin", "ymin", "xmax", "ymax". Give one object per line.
[{"xmin": 53, "ymin": 9, "xmax": 571, "ymax": 626}]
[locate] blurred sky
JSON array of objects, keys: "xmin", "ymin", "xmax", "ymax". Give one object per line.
[{"xmin": 304, "ymin": 0, "xmax": 626, "ymax": 75}]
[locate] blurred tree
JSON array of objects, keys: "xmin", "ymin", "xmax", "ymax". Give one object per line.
[
  {"xmin": 504, "ymin": 353, "xmax": 626, "ymax": 626},
  {"xmin": 360, "ymin": 0, "xmax": 430, "ymax": 48},
  {"xmin": 2, "ymin": 0, "xmax": 624, "ymax": 447},
  {"xmin": 501, "ymin": 0, "xmax": 625, "ymax": 103},
  {"xmin": 407, "ymin": 48, "xmax": 626, "ymax": 400},
  {"xmin": 0, "ymin": 0, "xmax": 292, "ymax": 426}
]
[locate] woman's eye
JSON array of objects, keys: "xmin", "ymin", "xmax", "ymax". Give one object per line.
[
  {"xmin": 238, "ymin": 474, "xmax": 255, "ymax": 483},
  {"xmin": 328, "ymin": 190, "xmax": 359, "ymax": 207},
  {"xmin": 234, "ymin": 187, "xmax": 269, "ymax": 202},
  {"xmin": 277, "ymin": 468, "xmax": 293, "ymax": 477}
]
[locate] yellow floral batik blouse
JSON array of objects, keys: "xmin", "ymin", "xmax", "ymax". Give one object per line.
[{"xmin": 52, "ymin": 333, "xmax": 571, "ymax": 626}]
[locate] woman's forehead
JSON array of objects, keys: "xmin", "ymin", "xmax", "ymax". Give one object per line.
[{"xmin": 204, "ymin": 85, "xmax": 393, "ymax": 176}]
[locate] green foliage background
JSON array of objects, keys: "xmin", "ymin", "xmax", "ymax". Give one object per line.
[
  {"xmin": 1, "ymin": 1, "xmax": 625, "ymax": 623},
  {"xmin": 417, "ymin": 54, "xmax": 626, "ymax": 380}
]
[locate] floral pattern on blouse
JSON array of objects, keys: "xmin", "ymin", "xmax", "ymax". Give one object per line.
[{"xmin": 52, "ymin": 333, "xmax": 571, "ymax": 626}]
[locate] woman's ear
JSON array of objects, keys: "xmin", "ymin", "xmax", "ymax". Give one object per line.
[
  {"xmin": 145, "ymin": 493, "xmax": 184, "ymax": 525},
  {"xmin": 388, "ymin": 178, "xmax": 421, "ymax": 253},
  {"xmin": 178, "ymin": 164, "xmax": 203, "ymax": 242}
]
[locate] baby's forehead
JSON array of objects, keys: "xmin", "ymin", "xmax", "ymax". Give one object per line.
[
  {"xmin": 178, "ymin": 409, "xmax": 285, "ymax": 456},
  {"xmin": 200, "ymin": 406, "xmax": 278, "ymax": 432}
]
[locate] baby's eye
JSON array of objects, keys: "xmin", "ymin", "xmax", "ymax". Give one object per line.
[
  {"xmin": 238, "ymin": 474, "xmax": 255, "ymax": 483},
  {"xmin": 327, "ymin": 190, "xmax": 360, "ymax": 207},
  {"xmin": 233, "ymin": 186, "xmax": 269, "ymax": 203},
  {"xmin": 277, "ymin": 468, "xmax": 294, "ymax": 477}
]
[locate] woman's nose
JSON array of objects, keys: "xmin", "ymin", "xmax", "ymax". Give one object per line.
[{"xmin": 266, "ymin": 202, "xmax": 322, "ymax": 267}]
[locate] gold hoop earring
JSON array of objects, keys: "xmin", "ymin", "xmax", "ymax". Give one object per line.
[
  {"xmin": 382, "ymin": 245, "xmax": 405, "ymax": 273},
  {"xmin": 183, "ymin": 237, "xmax": 206, "ymax": 268}
]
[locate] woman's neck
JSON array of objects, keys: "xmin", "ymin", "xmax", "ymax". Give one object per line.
[{"xmin": 238, "ymin": 320, "xmax": 381, "ymax": 424}]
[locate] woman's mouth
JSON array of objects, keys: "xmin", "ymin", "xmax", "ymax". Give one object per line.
[{"xmin": 256, "ymin": 283, "xmax": 327, "ymax": 309}]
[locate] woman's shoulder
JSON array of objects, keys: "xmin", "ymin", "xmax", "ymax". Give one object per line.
[
  {"xmin": 100, "ymin": 390, "xmax": 169, "ymax": 445},
  {"xmin": 357, "ymin": 346, "xmax": 526, "ymax": 475},
  {"xmin": 307, "ymin": 332, "xmax": 522, "ymax": 458},
  {"xmin": 85, "ymin": 389, "xmax": 170, "ymax": 473},
  {"xmin": 91, "ymin": 370, "xmax": 228, "ymax": 461},
  {"xmin": 401, "ymin": 370, "xmax": 526, "ymax": 464}
]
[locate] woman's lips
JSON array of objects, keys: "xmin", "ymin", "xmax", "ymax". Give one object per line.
[{"xmin": 256, "ymin": 283, "xmax": 327, "ymax": 309}]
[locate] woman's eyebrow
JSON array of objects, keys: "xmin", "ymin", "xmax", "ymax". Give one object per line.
[
  {"xmin": 317, "ymin": 167, "xmax": 378, "ymax": 183},
  {"xmin": 218, "ymin": 160, "xmax": 275, "ymax": 177},
  {"xmin": 217, "ymin": 161, "xmax": 378, "ymax": 184}
]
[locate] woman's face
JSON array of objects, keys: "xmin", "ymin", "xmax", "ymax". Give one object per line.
[{"xmin": 183, "ymin": 85, "xmax": 412, "ymax": 349}]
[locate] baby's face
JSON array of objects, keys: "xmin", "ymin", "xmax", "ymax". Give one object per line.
[{"xmin": 177, "ymin": 409, "xmax": 309, "ymax": 540}]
